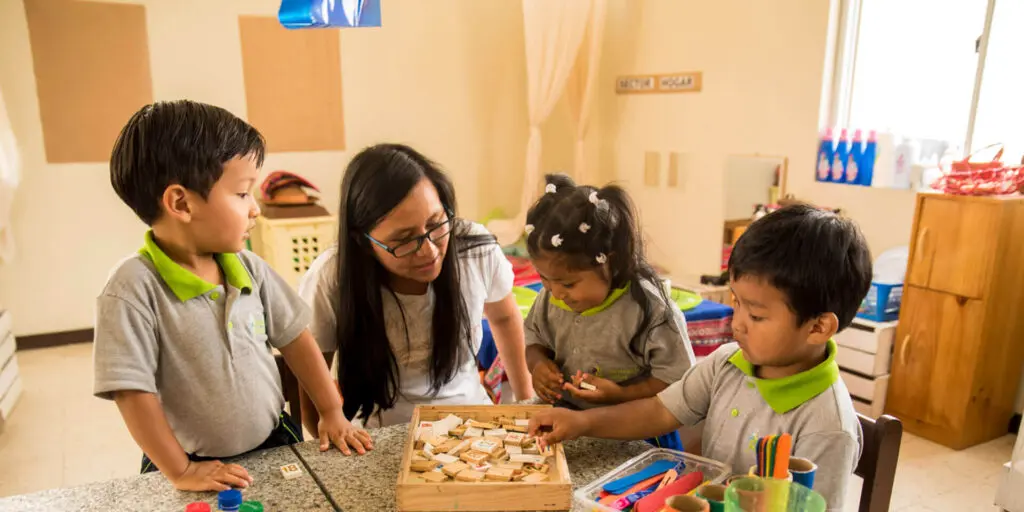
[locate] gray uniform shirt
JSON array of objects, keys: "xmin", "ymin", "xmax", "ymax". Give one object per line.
[
  {"xmin": 93, "ymin": 232, "xmax": 311, "ymax": 457},
  {"xmin": 657, "ymin": 342, "xmax": 861, "ymax": 511},
  {"xmin": 525, "ymin": 280, "xmax": 695, "ymax": 409}
]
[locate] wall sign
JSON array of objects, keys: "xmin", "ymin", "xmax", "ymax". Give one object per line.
[{"xmin": 616, "ymin": 72, "xmax": 702, "ymax": 94}]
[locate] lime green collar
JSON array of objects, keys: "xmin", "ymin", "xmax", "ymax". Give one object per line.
[
  {"xmin": 139, "ymin": 231, "xmax": 253, "ymax": 302},
  {"xmin": 550, "ymin": 283, "xmax": 630, "ymax": 317},
  {"xmin": 728, "ymin": 340, "xmax": 840, "ymax": 414}
]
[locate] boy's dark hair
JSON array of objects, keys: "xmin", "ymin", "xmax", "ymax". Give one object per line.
[
  {"xmin": 525, "ymin": 173, "xmax": 674, "ymax": 353},
  {"xmin": 110, "ymin": 100, "xmax": 266, "ymax": 225},
  {"xmin": 729, "ymin": 204, "xmax": 873, "ymax": 330}
]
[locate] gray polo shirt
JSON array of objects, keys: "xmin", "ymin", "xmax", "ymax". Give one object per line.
[
  {"xmin": 525, "ymin": 280, "xmax": 695, "ymax": 409},
  {"xmin": 657, "ymin": 341, "xmax": 861, "ymax": 512},
  {"xmin": 93, "ymin": 231, "xmax": 311, "ymax": 458}
]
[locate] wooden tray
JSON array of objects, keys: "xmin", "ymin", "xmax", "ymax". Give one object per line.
[{"xmin": 396, "ymin": 405, "xmax": 572, "ymax": 511}]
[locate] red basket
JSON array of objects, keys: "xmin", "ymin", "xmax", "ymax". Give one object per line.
[{"xmin": 932, "ymin": 144, "xmax": 1024, "ymax": 196}]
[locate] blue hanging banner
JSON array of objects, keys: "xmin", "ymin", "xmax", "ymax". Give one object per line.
[{"xmin": 279, "ymin": 0, "xmax": 381, "ymax": 29}]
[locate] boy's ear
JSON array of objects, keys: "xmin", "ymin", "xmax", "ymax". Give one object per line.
[
  {"xmin": 161, "ymin": 185, "xmax": 193, "ymax": 222},
  {"xmin": 807, "ymin": 312, "xmax": 839, "ymax": 345}
]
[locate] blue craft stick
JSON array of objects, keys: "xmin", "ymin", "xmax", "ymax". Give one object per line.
[{"xmin": 602, "ymin": 460, "xmax": 678, "ymax": 494}]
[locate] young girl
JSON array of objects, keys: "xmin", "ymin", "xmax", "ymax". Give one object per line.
[{"xmin": 523, "ymin": 174, "xmax": 695, "ymax": 447}]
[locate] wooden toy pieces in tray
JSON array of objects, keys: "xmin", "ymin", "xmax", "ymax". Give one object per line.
[
  {"xmin": 397, "ymin": 405, "xmax": 571, "ymax": 512},
  {"xmin": 407, "ymin": 415, "xmax": 553, "ymax": 483}
]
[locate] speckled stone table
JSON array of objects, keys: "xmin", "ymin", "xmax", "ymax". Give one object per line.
[
  {"xmin": 294, "ymin": 423, "xmax": 653, "ymax": 512},
  {"xmin": 0, "ymin": 424, "xmax": 652, "ymax": 511},
  {"xmin": 0, "ymin": 444, "xmax": 334, "ymax": 511}
]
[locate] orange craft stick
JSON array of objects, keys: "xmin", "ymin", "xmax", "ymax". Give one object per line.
[
  {"xmin": 774, "ymin": 433, "xmax": 792, "ymax": 480},
  {"xmin": 655, "ymin": 469, "xmax": 678, "ymax": 491},
  {"xmin": 598, "ymin": 474, "xmax": 666, "ymax": 506}
]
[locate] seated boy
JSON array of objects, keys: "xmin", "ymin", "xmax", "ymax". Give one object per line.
[
  {"xmin": 528, "ymin": 204, "xmax": 872, "ymax": 511},
  {"xmin": 94, "ymin": 100, "xmax": 371, "ymax": 493}
]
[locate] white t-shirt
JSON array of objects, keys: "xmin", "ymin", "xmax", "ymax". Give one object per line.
[{"xmin": 298, "ymin": 222, "xmax": 514, "ymax": 426}]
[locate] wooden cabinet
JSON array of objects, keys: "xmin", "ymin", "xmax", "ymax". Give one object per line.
[{"xmin": 886, "ymin": 194, "xmax": 1024, "ymax": 449}]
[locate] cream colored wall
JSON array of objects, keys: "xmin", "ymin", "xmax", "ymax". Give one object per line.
[
  {"xmin": 0, "ymin": 0, "xmax": 538, "ymax": 336},
  {"xmin": 594, "ymin": 0, "xmax": 917, "ymax": 276}
]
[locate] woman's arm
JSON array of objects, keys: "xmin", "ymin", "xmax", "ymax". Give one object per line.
[{"xmin": 484, "ymin": 294, "xmax": 534, "ymax": 401}]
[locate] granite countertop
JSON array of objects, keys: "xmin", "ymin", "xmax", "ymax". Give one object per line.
[
  {"xmin": 0, "ymin": 443, "xmax": 334, "ymax": 512},
  {"xmin": 294, "ymin": 423, "xmax": 652, "ymax": 512},
  {"xmin": 0, "ymin": 422, "xmax": 653, "ymax": 511}
]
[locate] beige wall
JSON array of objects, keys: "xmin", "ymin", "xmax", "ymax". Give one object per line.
[
  {"xmin": 0, "ymin": 0, "xmax": 548, "ymax": 336},
  {"xmin": 594, "ymin": 0, "xmax": 917, "ymax": 277}
]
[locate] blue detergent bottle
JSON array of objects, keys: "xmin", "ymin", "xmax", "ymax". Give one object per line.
[
  {"xmin": 816, "ymin": 128, "xmax": 834, "ymax": 182},
  {"xmin": 845, "ymin": 129, "xmax": 864, "ymax": 184},
  {"xmin": 859, "ymin": 130, "xmax": 877, "ymax": 186},
  {"xmin": 831, "ymin": 129, "xmax": 849, "ymax": 182}
]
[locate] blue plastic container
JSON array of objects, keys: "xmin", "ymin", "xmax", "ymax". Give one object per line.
[
  {"xmin": 857, "ymin": 282, "xmax": 903, "ymax": 322},
  {"xmin": 816, "ymin": 128, "xmax": 834, "ymax": 183},
  {"xmin": 830, "ymin": 129, "xmax": 849, "ymax": 182}
]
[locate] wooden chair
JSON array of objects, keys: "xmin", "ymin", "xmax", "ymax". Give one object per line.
[
  {"xmin": 274, "ymin": 354, "xmax": 302, "ymax": 420},
  {"xmin": 855, "ymin": 413, "xmax": 903, "ymax": 512}
]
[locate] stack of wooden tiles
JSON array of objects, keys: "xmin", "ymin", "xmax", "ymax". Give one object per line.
[{"xmin": 396, "ymin": 405, "xmax": 571, "ymax": 511}]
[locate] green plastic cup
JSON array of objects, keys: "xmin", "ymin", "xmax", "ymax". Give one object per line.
[{"xmin": 724, "ymin": 477, "xmax": 825, "ymax": 512}]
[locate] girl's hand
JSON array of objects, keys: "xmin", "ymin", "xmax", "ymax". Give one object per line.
[
  {"xmin": 563, "ymin": 372, "xmax": 624, "ymax": 404},
  {"xmin": 531, "ymin": 359, "xmax": 564, "ymax": 403},
  {"xmin": 319, "ymin": 408, "xmax": 374, "ymax": 455},
  {"xmin": 170, "ymin": 460, "xmax": 252, "ymax": 492}
]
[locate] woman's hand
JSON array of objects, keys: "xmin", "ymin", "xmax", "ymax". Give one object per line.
[
  {"xmin": 563, "ymin": 372, "xmax": 624, "ymax": 405},
  {"xmin": 531, "ymin": 358, "xmax": 564, "ymax": 403},
  {"xmin": 318, "ymin": 408, "xmax": 374, "ymax": 455}
]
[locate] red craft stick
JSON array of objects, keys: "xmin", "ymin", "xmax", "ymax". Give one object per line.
[{"xmin": 633, "ymin": 471, "xmax": 705, "ymax": 512}]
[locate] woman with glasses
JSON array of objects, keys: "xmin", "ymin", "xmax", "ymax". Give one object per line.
[{"xmin": 296, "ymin": 144, "xmax": 533, "ymax": 453}]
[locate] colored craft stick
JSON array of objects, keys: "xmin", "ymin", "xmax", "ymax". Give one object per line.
[
  {"xmin": 633, "ymin": 471, "xmax": 705, "ymax": 512},
  {"xmin": 774, "ymin": 434, "xmax": 792, "ymax": 480},
  {"xmin": 655, "ymin": 469, "xmax": 678, "ymax": 491},
  {"xmin": 602, "ymin": 460, "xmax": 677, "ymax": 494},
  {"xmin": 597, "ymin": 474, "xmax": 664, "ymax": 506}
]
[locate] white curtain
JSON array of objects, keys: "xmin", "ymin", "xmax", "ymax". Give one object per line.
[
  {"xmin": 487, "ymin": 0, "xmax": 595, "ymax": 246},
  {"xmin": 0, "ymin": 87, "xmax": 19, "ymax": 265},
  {"xmin": 565, "ymin": 0, "xmax": 606, "ymax": 184}
]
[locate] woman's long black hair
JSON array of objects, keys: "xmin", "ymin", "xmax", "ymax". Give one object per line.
[
  {"xmin": 333, "ymin": 144, "xmax": 495, "ymax": 421},
  {"xmin": 524, "ymin": 173, "xmax": 674, "ymax": 355}
]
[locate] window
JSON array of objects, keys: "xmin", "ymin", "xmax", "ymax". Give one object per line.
[{"xmin": 829, "ymin": 0, "xmax": 1023, "ymax": 162}]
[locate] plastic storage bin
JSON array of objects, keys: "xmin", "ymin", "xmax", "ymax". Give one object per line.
[
  {"xmin": 249, "ymin": 215, "xmax": 336, "ymax": 289},
  {"xmin": 573, "ymin": 448, "xmax": 731, "ymax": 512},
  {"xmin": 857, "ymin": 282, "xmax": 903, "ymax": 322}
]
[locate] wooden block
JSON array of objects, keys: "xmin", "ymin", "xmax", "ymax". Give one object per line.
[
  {"xmin": 472, "ymin": 462, "xmax": 492, "ymax": 473},
  {"xmin": 515, "ymin": 419, "xmax": 530, "ymax": 427},
  {"xmin": 507, "ymin": 425, "xmax": 529, "ymax": 433},
  {"xmin": 432, "ymin": 453, "xmax": 459, "ymax": 465},
  {"xmin": 511, "ymin": 454, "xmax": 547, "ymax": 465},
  {"xmin": 420, "ymin": 471, "xmax": 448, "ymax": 483},
  {"xmin": 414, "ymin": 450, "xmax": 431, "ymax": 460},
  {"xmin": 410, "ymin": 459, "xmax": 441, "ymax": 473},
  {"xmin": 485, "ymin": 467, "xmax": 515, "ymax": 482},
  {"xmin": 490, "ymin": 449, "xmax": 508, "ymax": 461},
  {"xmin": 459, "ymin": 450, "xmax": 489, "ymax": 466},
  {"xmin": 498, "ymin": 417, "xmax": 517, "ymax": 427},
  {"xmin": 441, "ymin": 462, "xmax": 469, "ymax": 477},
  {"xmin": 523, "ymin": 444, "xmax": 541, "ymax": 455},
  {"xmin": 511, "ymin": 470, "xmax": 526, "ymax": 482},
  {"xmin": 526, "ymin": 463, "xmax": 550, "ymax": 474},
  {"xmin": 468, "ymin": 420, "xmax": 498, "ymax": 430},
  {"xmin": 504, "ymin": 433, "xmax": 527, "ymax": 446},
  {"xmin": 470, "ymin": 439, "xmax": 501, "ymax": 455},
  {"xmin": 496, "ymin": 461, "xmax": 524, "ymax": 470},
  {"xmin": 423, "ymin": 443, "xmax": 435, "ymax": 456},
  {"xmin": 435, "ymin": 439, "xmax": 461, "ymax": 454},
  {"xmin": 579, "ymin": 381, "xmax": 598, "ymax": 391},
  {"xmin": 523, "ymin": 472, "xmax": 549, "ymax": 483},
  {"xmin": 411, "ymin": 453, "xmax": 428, "ymax": 462},
  {"xmin": 450, "ymin": 425, "xmax": 468, "ymax": 438},
  {"xmin": 417, "ymin": 422, "xmax": 435, "ymax": 440},
  {"xmin": 506, "ymin": 445, "xmax": 523, "ymax": 455},
  {"xmin": 408, "ymin": 475, "xmax": 427, "ymax": 484},
  {"xmin": 484, "ymin": 428, "xmax": 508, "ymax": 439},
  {"xmin": 280, "ymin": 463, "xmax": 303, "ymax": 480},
  {"xmin": 447, "ymin": 439, "xmax": 473, "ymax": 456},
  {"xmin": 455, "ymin": 470, "xmax": 486, "ymax": 482},
  {"xmin": 463, "ymin": 427, "xmax": 484, "ymax": 438},
  {"xmin": 539, "ymin": 444, "xmax": 554, "ymax": 457}
]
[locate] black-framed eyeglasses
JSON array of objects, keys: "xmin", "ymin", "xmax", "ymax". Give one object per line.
[{"xmin": 364, "ymin": 211, "xmax": 455, "ymax": 258}]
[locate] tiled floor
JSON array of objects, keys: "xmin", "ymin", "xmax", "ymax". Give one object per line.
[{"xmin": 0, "ymin": 343, "xmax": 1015, "ymax": 511}]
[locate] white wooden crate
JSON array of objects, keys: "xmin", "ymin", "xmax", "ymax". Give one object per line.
[
  {"xmin": 249, "ymin": 216, "xmax": 336, "ymax": 290},
  {"xmin": 836, "ymin": 318, "xmax": 896, "ymax": 418}
]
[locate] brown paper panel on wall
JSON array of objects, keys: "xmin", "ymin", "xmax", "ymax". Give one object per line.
[
  {"xmin": 24, "ymin": 0, "xmax": 153, "ymax": 164},
  {"xmin": 238, "ymin": 16, "xmax": 345, "ymax": 152}
]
